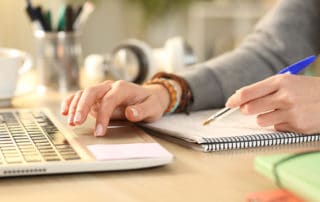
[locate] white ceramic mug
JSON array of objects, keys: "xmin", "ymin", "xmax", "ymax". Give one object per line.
[{"xmin": 0, "ymin": 48, "xmax": 32, "ymax": 99}]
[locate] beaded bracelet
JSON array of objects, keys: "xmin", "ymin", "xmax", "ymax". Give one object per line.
[
  {"xmin": 151, "ymin": 72, "xmax": 193, "ymax": 114},
  {"xmin": 144, "ymin": 78, "xmax": 180, "ymax": 113},
  {"xmin": 166, "ymin": 79, "xmax": 182, "ymax": 113}
]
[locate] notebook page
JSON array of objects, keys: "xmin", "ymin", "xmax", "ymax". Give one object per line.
[{"xmin": 144, "ymin": 109, "xmax": 276, "ymax": 143}]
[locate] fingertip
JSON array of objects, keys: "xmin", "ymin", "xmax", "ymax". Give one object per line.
[
  {"xmin": 60, "ymin": 102, "xmax": 68, "ymax": 115},
  {"xmin": 68, "ymin": 115, "xmax": 75, "ymax": 126},
  {"xmin": 61, "ymin": 94, "xmax": 76, "ymax": 114},
  {"xmin": 274, "ymin": 123, "xmax": 290, "ymax": 132},
  {"xmin": 73, "ymin": 111, "xmax": 84, "ymax": 125},
  {"xmin": 225, "ymin": 98, "xmax": 236, "ymax": 108},
  {"xmin": 68, "ymin": 121, "xmax": 76, "ymax": 126},
  {"xmin": 226, "ymin": 90, "xmax": 243, "ymax": 107},
  {"xmin": 225, "ymin": 101, "xmax": 231, "ymax": 108},
  {"xmin": 125, "ymin": 107, "xmax": 140, "ymax": 121},
  {"xmin": 95, "ymin": 123, "xmax": 106, "ymax": 137}
]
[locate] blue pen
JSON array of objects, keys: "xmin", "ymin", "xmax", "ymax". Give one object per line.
[
  {"xmin": 277, "ymin": 55, "xmax": 316, "ymax": 74},
  {"xmin": 203, "ymin": 55, "xmax": 317, "ymax": 125}
]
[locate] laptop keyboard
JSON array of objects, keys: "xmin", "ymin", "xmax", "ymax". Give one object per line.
[{"xmin": 0, "ymin": 110, "xmax": 81, "ymax": 165}]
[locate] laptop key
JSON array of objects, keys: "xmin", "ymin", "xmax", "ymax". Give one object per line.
[
  {"xmin": 43, "ymin": 156, "xmax": 61, "ymax": 162},
  {"xmin": 0, "ymin": 144, "xmax": 14, "ymax": 149},
  {"xmin": 2, "ymin": 149, "xmax": 19, "ymax": 155},
  {"xmin": 63, "ymin": 155, "xmax": 81, "ymax": 161},
  {"xmin": 5, "ymin": 156, "xmax": 23, "ymax": 164},
  {"xmin": 0, "ymin": 148, "xmax": 15, "ymax": 153},
  {"xmin": 24, "ymin": 155, "xmax": 42, "ymax": 163}
]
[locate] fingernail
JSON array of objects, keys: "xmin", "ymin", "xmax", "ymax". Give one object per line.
[
  {"xmin": 61, "ymin": 102, "xmax": 67, "ymax": 114},
  {"xmin": 130, "ymin": 107, "xmax": 139, "ymax": 117},
  {"xmin": 225, "ymin": 98, "xmax": 234, "ymax": 107},
  {"xmin": 68, "ymin": 115, "xmax": 74, "ymax": 126},
  {"xmin": 95, "ymin": 124, "xmax": 104, "ymax": 137},
  {"xmin": 74, "ymin": 112, "xmax": 82, "ymax": 123}
]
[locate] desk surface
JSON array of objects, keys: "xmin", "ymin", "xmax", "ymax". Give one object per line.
[{"xmin": 0, "ymin": 91, "xmax": 318, "ymax": 202}]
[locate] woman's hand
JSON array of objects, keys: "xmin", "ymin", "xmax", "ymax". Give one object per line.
[
  {"xmin": 60, "ymin": 80, "xmax": 170, "ymax": 136},
  {"xmin": 226, "ymin": 74, "xmax": 320, "ymax": 134}
]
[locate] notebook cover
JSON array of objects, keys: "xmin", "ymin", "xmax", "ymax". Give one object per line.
[{"xmin": 254, "ymin": 152, "xmax": 320, "ymax": 201}]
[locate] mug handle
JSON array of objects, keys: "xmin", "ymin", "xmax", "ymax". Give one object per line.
[{"xmin": 19, "ymin": 52, "xmax": 33, "ymax": 74}]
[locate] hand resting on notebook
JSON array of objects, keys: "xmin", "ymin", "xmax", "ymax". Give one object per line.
[{"xmin": 226, "ymin": 74, "xmax": 320, "ymax": 134}]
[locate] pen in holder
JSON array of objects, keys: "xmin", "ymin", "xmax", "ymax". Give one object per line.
[
  {"xmin": 25, "ymin": 1, "xmax": 94, "ymax": 93},
  {"xmin": 34, "ymin": 31, "xmax": 82, "ymax": 94}
]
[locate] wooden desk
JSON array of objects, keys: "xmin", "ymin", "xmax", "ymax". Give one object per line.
[{"xmin": 0, "ymin": 91, "xmax": 318, "ymax": 202}]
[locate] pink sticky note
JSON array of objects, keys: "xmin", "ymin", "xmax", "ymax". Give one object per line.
[{"xmin": 87, "ymin": 143, "xmax": 173, "ymax": 160}]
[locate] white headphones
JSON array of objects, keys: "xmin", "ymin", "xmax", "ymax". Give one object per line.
[{"xmin": 84, "ymin": 36, "xmax": 196, "ymax": 84}]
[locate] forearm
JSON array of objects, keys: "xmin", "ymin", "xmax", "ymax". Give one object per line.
[{"xmin": 181, "ymin": 49, "xmax": 277, "ymax": 110}]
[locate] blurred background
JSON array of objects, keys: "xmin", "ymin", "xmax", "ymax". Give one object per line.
[
  {"xmin": 1, "ymin": 0, "xmax": 318, "ymax": 89},
  {"xmin": 0, "ymin": 0, "xmax": 274, "ymax": 61}
]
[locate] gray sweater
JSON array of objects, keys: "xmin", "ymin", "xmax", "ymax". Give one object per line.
[{"xmin": 181, "ymin": 0, "xmax": 320, "ymax": 111}]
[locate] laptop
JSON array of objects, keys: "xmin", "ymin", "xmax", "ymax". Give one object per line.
[{"xmin": 0, "ymin": 108, "xmax": 173, "ymax": 177}]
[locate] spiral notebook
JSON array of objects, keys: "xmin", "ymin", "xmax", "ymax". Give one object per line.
[{"xmin": 143, "ymin": 109, "xmax": 320, "ymax": 152}]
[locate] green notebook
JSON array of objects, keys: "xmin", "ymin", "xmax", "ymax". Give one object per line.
[{"xmin": 255, "ymin": 152, "xmax": 320, "ymax": 201}]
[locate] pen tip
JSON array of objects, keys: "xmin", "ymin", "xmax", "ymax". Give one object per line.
[{"xmin": 202, "ymin": 119, "xmax": 213, "ymax": 126}]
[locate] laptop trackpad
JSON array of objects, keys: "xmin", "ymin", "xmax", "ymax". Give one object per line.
[{"xmin": 72, "ymin": 122, "xmax": 159, "ymax": 160}]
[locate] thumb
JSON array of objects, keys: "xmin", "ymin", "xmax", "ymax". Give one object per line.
[
  {"xmin": 125, "ymin": 98, "xmax": 161, "ymax": 122},
  {"xmin": 274, "ymin": 123, "xmax": 292, "ymax": 132}
]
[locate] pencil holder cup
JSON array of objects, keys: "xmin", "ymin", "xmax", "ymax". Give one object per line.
[{"xmin": 34, "ymin": 31, "xmax": 82, "ymax": 94}]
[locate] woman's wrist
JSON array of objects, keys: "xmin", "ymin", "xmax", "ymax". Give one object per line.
[
  {"xmin": 164, "ymin": 79, "xmax": 182, "ymax": 113},
  {"xmin": 149, "ymin": 72, "xmax": 193, "ymax": 114},
  {"xmin": 144, "ymin": 77, "xmax": 183, "ymax": 114},
  {"xmin": 144, "ymin": 84, "xmax": 171, "ymax": 114}
]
